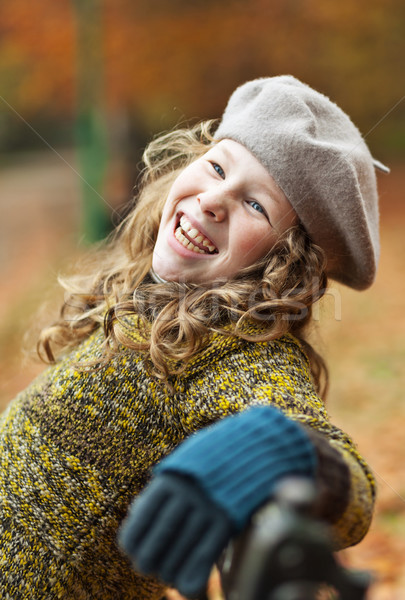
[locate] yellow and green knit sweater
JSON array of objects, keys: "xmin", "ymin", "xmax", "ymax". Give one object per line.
[{"xmin": 0, "ymin": 317, "xmax": 375, "ymax": 599}]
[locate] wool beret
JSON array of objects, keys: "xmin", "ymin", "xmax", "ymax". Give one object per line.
[{"xmin": 215, "ymin": 75, "xmax": 387, "ymax": 290}]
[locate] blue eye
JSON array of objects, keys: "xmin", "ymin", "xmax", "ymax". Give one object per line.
[
  {"xmin": 211, "ymin": 162, "xmax": 225, "ymax": 179},
  {"xmin": 249, "ymin": 200, "xmax": 265, "ymax": 214}
]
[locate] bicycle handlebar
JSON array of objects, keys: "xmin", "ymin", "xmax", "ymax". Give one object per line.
[{"xmin": 220, "ymin": 478, "xmax": 372, "ymax": 600}]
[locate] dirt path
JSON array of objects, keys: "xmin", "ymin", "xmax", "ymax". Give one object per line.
[{"xmin": 0, "ymin": 151, "xmax": 404, "ymax": 598}]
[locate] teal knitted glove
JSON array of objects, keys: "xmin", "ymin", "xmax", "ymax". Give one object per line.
[
  {"xmin": 119, "ymin": 472, "xmax": 234, "ymax": 597},
  {"xmin": 156, "ymin": 405, "xmax": 317, "ymax": 529},
  {"xmin": 119, "ymin": 406, "xmax": 317, "ymax": 596}
]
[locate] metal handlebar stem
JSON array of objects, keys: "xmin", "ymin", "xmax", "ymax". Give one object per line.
[{"xmin": 221, "ymin": 478, "xmax": 371, "ymax": 600}]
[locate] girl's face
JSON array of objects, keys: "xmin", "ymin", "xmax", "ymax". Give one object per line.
[{"xmin": 152, "ymin": 139, "xmax": 297, "ymax": 283}]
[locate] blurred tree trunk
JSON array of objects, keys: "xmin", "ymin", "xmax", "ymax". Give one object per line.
[{"xmin": 73, "ymin": 0, "xmax": 110, "ymax": 243}]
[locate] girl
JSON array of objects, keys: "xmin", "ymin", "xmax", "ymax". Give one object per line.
[{"xmin": 0, "ymin": 75, "xmax": 386, "ymax": 599}]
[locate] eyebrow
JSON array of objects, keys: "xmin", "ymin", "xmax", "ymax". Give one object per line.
[
  {"xmin": 265, "ymin": 178, "xmax": 287, "ymax": 207},
  {"xmin": 216, "ymin": 143, "xmax": 235, "ymax": 165}
]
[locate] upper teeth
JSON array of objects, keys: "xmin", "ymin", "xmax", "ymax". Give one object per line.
[{"xmin": 176, "ymin": 215, "xmax": 217, "ymax": 254}]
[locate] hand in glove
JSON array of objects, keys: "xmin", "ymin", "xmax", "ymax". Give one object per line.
[
  {"xmin": 118, "ymin": 405, "xmax": 317, "ymax": 597},
  {"xmin": 119, "ymin": 472, "xmax": 234, "ymax": 597}
]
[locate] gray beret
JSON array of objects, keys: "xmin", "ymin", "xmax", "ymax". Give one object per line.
[{"xmin": 215, "ymin": 75, "xmax": 387, "ymax": 290}]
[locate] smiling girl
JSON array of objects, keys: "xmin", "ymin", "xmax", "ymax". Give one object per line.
[
  {"xmin": 0, "ymin": 76, "xmax": 387, "ymax": 599},
  {"xmin": 153, "ymin": 139, "xmax": 297, "ymax": 283}
]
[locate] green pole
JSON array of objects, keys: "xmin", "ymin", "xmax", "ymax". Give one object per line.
[{"xmin": 72, "ymin": 0, "xmax": 110, "ymax": 243}]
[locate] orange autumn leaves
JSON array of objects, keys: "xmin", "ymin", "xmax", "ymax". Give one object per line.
[{"xmin": 0, "ymin": 0, "xmax": 404, "ymax": 139}]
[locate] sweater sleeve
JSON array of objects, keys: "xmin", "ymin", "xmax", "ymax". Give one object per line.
[
  {"xmin": 285, "ymin": 414, "xmax": 375, "ymax": 549},
  {"xmin": 302, "ymin": 426, "xmax": 351, "ymax": 525},
  {"xmin": 175, "ymin": 331, "xmax": 376, "ymax": 550},
  {"xmin": 242, "ymin": 337, "xmax": 376, "ymax": 549}
]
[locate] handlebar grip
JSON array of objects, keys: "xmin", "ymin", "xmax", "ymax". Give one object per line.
[{"xmin": 220, "ymin": 478, "xmax": 371, "ymax": 600}]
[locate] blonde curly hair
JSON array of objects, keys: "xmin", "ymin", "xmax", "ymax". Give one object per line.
[{"xmin": 38, "ymin": 121, "xmax": 329, "ymax": 395}]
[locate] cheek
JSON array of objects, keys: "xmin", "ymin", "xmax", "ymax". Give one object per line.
[
  {"xmin": 168, "ymin": 164, "xmax": 203, "ymax": 198},
  {"xmin": 160, "ymin": 177, "xmax": 189, "ymax": 223},
  {"xmin": 233, "ymin": 227, "xmax": 275, "ymax": 263}
]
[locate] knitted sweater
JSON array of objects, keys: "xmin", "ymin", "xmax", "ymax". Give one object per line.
[{"xmin": 0, "ymin": 316, "xmax": 375, "ymax": 599}]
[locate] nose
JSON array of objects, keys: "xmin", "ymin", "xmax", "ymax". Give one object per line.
[{"xmin": 197, "ymin": 187, "xmax": 231, "ymax": 222}]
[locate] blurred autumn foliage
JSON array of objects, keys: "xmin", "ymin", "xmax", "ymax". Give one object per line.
[{"xmin": 0, "ymin": 0, "xmax": 404, "ymax": 157}]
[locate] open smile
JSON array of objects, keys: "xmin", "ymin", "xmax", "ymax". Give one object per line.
[{"xmin": 174, "ymin": 214, "xmax": 218, "ymax": 254}]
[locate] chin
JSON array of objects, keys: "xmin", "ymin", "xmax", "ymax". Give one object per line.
[{"xmin": 151, "ymin": 260, "xmax": 177, "ymax": 283}]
